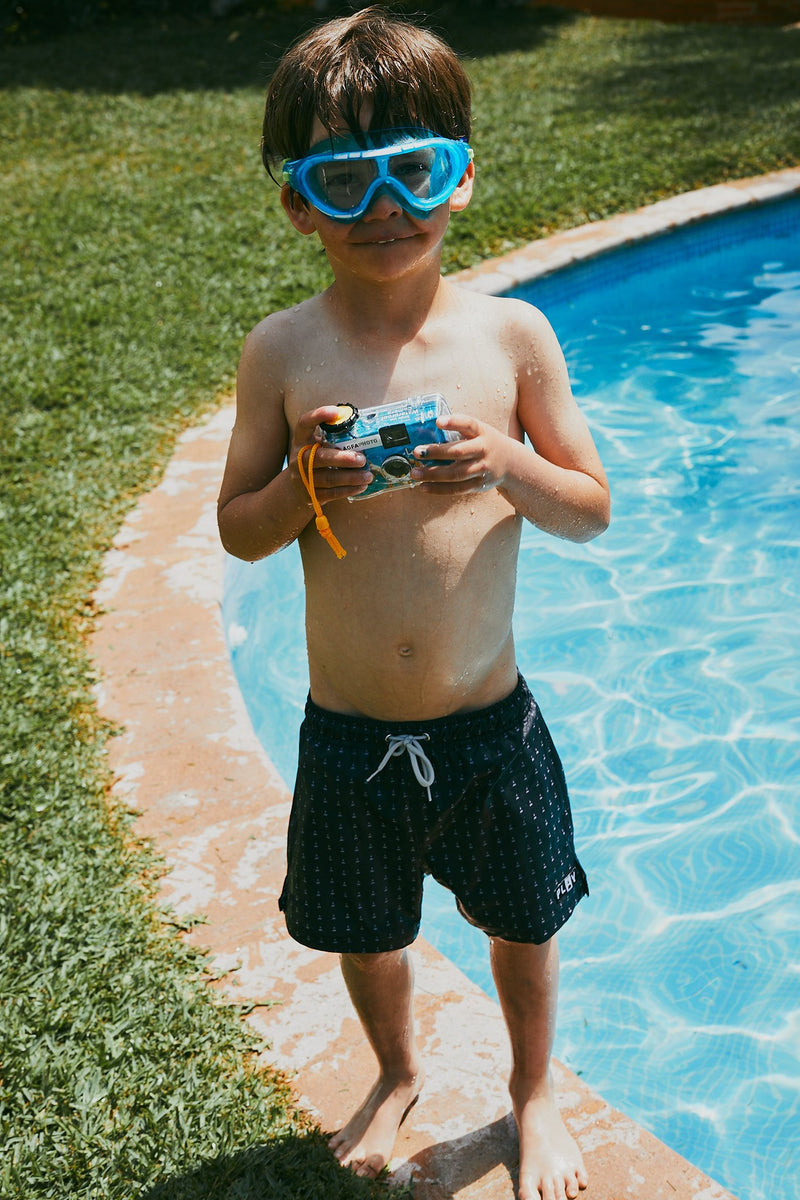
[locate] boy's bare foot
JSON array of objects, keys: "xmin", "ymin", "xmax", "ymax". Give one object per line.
[
  {"xmin": 512, "ymin": 1075, "xmax": 588, "ymax": 1200},
  {"xmin": 328, "ymin": 1069, "xmax": 423, "ymax": 1178}
]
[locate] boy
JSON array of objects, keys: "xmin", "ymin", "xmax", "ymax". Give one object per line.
[{"xmin": 218, "ymin": 8, "xmax": 609, "ymax": 1199}]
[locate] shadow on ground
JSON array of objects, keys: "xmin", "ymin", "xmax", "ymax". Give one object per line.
[
  {"xmin": 137, "ymin": 1128, "xmax": 413, "ymax": 1200},
  {"xmin": 404, "ymin": 1112, "xmax": 519, "ymax": 1200},
  {"xmin": 0, "ymin": 3, "xmax": 577, "ymax": 95},
  {"xmin": 137, "ymin": 1115, "xmax": 520, "ymax": 1200}
]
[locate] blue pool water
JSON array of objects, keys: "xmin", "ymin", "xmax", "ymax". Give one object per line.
[{"xmin": 223, "ymin": 194, "xmax": 800, "ymax": 1199}]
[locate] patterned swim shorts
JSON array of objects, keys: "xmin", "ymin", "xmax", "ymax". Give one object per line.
[{"xmin": 279, "ymin": 674, "xmax": 588, "ymax": 954}]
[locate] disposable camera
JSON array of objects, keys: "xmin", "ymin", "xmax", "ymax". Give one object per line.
[{"xmin": 320, "ymin": 394, "xmax": 460, "ymax": 500}]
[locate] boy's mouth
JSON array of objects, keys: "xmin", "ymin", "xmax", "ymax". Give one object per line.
[{"xmin": 358, "ymin": 233, "xmax": 414, "ymax": 245}]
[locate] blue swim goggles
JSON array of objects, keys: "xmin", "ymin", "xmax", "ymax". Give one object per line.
[{"xmin": 282, "ymin": 128, "xmax": 473, "ymax": 222}]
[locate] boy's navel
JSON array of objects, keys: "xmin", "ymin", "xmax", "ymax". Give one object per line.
[{"xmin": 397, "ymin": 644, "xmax": 414, "ymax": 658}]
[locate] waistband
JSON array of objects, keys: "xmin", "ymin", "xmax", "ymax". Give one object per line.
[{"xmin": 304, "ymin": 672, "xmax": 534, "ymax": 744}]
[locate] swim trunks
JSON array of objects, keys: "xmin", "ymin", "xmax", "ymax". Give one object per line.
[{"xmin": 279, "ymin": 674, "xmax": 588, "ymax": 954}]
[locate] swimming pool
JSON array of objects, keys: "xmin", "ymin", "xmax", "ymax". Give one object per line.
[{"xmin": 223, "ymin": 193, "xmax": 800, "ymax": 1200}]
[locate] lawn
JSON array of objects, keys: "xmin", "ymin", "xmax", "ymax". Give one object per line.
[{"xmin": 1, "ymin": 4, "xmax": 798, "ymax": 1197}]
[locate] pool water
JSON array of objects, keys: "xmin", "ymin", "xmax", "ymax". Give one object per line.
[{"xmin": 223, "ymin": 195, "xmax": 800, "ymax": 1200}]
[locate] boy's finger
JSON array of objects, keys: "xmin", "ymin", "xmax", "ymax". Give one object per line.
[
  {"xmin": 414, "ymin": 452, "xmax": 494, "ymax": 485},
  {"xmin": 419, "ymin": 473, "xmax": 494, "ymax": 495},
  {"xmin": 316, "ymin": 467, "xmax": 373, "ymax": 489},
  {"xmin": 414, "ymin": 440, "xmax": 471, "ymax": 461},
  {"xmin": 318, "ymin": 447, "xmax": 368, "ymax": 468},
  {"xmin": 437, "ymin": 412, "xmax": 482, "ymax": 437},
  {"xmin": 295, "ymin": 405, "xmax": 345, "ymax": 439},
  {"xmin": 320, "ymin": 477, "xmax": 373, "ymax": 501}
]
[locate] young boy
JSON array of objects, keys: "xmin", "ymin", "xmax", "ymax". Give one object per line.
[{"xmin": 218, "ymin": 8, "xmax": 609, "ymax": 1199}]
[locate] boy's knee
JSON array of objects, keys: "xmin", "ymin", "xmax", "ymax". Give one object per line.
[{"xmin": 340, "ymin": 948, "xmax": 408, "ymax": 975}]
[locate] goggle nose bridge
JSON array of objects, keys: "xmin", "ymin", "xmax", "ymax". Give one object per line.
[{"xmin": 333, "ymin": 170, "xmax": 421, "ymax": 216}]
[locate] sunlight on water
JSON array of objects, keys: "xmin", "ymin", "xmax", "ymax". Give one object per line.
[{"xmin": 223, "ymin": 196, "xmax": 800, "ymax": 1200}]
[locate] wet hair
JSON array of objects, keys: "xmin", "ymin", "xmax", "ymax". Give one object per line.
[{"xmin": 261, "ymin": 5, "xmax": 472, "ymax": 177}]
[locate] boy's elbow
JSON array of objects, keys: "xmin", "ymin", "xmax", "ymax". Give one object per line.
[
  {"xmin": 579, "ymin": 490, "xmax": 611, "ymax": 542},
  {"xmin": 218, "ymin": 504, "xmax": 257, "ymax": 562},
  {"xmin": 576, "ymin": 515, "xmax": 609, "ymax": 543},
  {"xmin": 219, "ymin": 531, "xmax": 253, "ymax": 562},
  {"xmin": 219, "ymin": 534, "xmax": 263, "ymax": 565},
  {"xmin": 218, "ymin": 504, "xmax": 295, "ymax": 562},
  {"xmin": 562, "ymin": 482, "xmax": 610, "ymax": 543}
]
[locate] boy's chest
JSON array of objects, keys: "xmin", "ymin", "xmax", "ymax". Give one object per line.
[{"xmin": 283, "ymin": 327, "xmax": 519, "ymax": 434}]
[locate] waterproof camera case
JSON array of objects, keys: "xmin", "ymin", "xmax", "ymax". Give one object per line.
[{"xmin": 320, "ymin": 394, "xmax": 460, "ymax": 500}]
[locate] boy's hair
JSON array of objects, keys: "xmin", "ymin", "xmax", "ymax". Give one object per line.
[{"xmin": 261, "ymin": 5, "xmax": 471, "ymax": 177}]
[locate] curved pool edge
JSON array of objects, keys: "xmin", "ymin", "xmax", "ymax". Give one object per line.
[
  {"xmin": 87, "ymin": 169, "xmax": 800, "ymax": 1199},
  {"xmin": 452, "ymin": 166, "xmax": 800, "ymax": 295}
]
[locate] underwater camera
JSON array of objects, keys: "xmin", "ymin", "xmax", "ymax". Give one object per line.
[{"xmin": 320, "ymin": 394, "xmax": 460, "ymax": 499}]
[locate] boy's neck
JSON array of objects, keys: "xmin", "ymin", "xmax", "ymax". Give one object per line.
[{"xmin": 325, "ymin": 267, "xmax": 451, "ymax": 343}]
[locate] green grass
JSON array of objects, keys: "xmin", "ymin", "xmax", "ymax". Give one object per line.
[{"xmin": 1, "ymin": 5, "xmax": 798, "ymax": 1197}]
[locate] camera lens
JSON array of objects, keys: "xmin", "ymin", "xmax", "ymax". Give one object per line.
[{"xmin": 382, "ymin": 455, "xmax": 412, "ymax": 479}]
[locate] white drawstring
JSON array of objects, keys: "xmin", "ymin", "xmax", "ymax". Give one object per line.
[{"xmin": 366, "ymin": 734, "xmax": 436, "ymax": 801}]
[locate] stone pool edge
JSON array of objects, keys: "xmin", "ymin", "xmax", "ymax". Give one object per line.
[
  {"xmin": 453, "ymin": 167, "xmax": 800, "ymax": 297},
  {"xmin": 89, "ymin": 168, "xmax": 800, "ymax": 1199}
]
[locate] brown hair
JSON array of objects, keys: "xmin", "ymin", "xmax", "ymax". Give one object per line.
[{"xmin": 261, "ymin": 5, "xmax": 471, "ymax": 176}]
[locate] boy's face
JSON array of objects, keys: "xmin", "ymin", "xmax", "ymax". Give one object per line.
[{"xmin": 280, "ymin": 107, "xmax": 473, "ymax": 282}]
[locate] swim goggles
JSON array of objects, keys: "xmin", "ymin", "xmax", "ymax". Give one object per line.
[{"xmin": 282, "ymin": 128, "xmax": 473, "ymax": 222}]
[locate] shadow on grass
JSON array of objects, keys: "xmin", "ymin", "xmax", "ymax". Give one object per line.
[
  {"xmin": 561, "ymin": 20, "xmax": 800, "ymax": 125},
  {"xmin": 0, "ymin": 3, "xmax": 577, "ymax": 95},
  {"xmin": 139, "ymin": 1128, "xmax": 413, "ymax": 1200}
]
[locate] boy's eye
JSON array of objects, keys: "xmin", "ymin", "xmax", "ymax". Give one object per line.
[
  {"xmin": 390, "ymin": 150, "xmax": 435, "ymax": 195},
  {"xmin": 314, "ymin": 160, "xmax": 374, "ymax": 202},
  {"xmin": 325, "ymin": 169, "xmax": 356, "ymax": 189}
]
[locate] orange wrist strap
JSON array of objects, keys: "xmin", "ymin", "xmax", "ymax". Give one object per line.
[{"xmin": 297, "ymin": 443, "xmax": 347, "ymax": 560}]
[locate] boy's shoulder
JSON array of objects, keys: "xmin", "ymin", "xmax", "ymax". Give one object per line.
[
  {"xmin": 238, "ymin": 293, "xmax": 330, "ymax": 392},
  {"xmin": 244, "ymin": 292, "xmax": 327, "ymax": 356},
  {"xmin": 453, "ymin": 283, "xmax": 551, "ymax": 328},
  {"xmin": 450, "ymin": 284, "xmax": 561, "ymax": 354},
  {"xmin": 236, "ymin": 293, "xmax": 331, "ymax": 417}
]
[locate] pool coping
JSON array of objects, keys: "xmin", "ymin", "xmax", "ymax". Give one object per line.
[{"xmin": 91, "ymin": 166, "xmax": 799, "ymax": 1200}]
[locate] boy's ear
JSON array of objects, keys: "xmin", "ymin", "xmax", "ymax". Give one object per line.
[
  {"xmin": 280, "ymin": 183, "xmax": 317, "ymax": 234},
  {"xmin": 448, "ymin": 160, "xmax": 475, "ymax": 214}
]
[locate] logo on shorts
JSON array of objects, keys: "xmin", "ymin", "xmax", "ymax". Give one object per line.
[{"xmin": 555, "ymin": 868, "xmax": 577, "ymax": 900}]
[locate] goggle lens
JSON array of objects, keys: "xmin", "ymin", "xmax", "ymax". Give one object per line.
[
  {"xmin": 389, "ymin": 145, "xmax": 439, "ymax": 199},
  {"xmin": 309, "ymin": 158, "xmax": 376, "ymax": 210}
]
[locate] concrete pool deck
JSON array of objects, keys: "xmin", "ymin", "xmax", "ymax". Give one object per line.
[{"xmin": 91, "ymin": 167, "xmax": 799, "ymax": 1199}]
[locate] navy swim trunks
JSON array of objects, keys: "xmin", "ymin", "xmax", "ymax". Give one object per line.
[{"xmin": 279, "ymin": 674, "xmax": 588, "ymax": 954}]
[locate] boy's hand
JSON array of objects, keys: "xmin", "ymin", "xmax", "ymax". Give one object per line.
[
  {"xmin": 410, "ymin": 413, "xmax": 512, "ymax": 494},
  {"xmin": 290, "ymin": 406, "xmax": 374, "ymax": 504}
]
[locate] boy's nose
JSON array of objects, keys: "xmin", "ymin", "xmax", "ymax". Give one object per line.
[{"xmin": 362, "ymin": 184, "xmax": 403, "ymax": 220}]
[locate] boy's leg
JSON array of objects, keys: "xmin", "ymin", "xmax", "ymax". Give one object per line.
[
  {"xmin": 490, "ymin": 935, "xmax": 588, "ymax": 1200},
  {"xmin": 329, "ymin": 947, "xmax": 424, "ymax": 1178}
]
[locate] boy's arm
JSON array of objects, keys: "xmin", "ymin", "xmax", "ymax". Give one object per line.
[
  {"xmin": 217, "ymin": 321, "xmax": 372, "ymax": 562},
  {"xmin": 413, "ymin": 303, "xmax": 610, "ymax": 543}
]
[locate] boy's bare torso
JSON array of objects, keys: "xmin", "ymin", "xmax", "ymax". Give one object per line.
[{"xmin": 279, "ymin": 285, "xmax": 525, "ymax": 720}]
